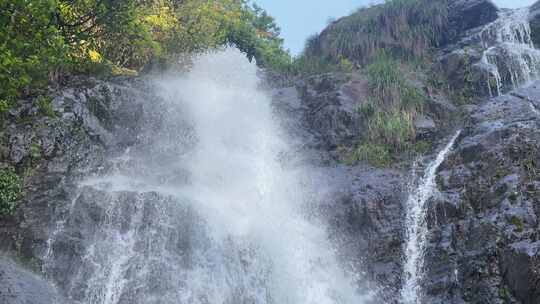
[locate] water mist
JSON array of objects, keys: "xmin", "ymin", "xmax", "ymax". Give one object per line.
[{"xmin": 43, "ymin": 49, "xmax": 367, "ymax": 304}]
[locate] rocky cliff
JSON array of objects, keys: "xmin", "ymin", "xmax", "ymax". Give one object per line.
[
  {"xmin": 270, "ymin": 1, "xmax": 540, "ymax": 303},
  {"xmin": 269, "ymin": 73, "xmax": 539, "ymax": 304},
  {"xmin": 1, "ymin": 1, "xmax": 540, "ymax": 304},
  {"xmin": 0, "ymin": 78, "xmax": 155, "ymax": 303}
]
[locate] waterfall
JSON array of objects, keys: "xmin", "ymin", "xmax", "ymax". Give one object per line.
[
  {"xmin": 43, "ymin": 49, "xmax": 367, "ymax": 304},
  {"xmin": 531, "ymin": 102, "xmax": 540, "ymax": 115},
  {"xmin": 400, "ymin": 131, "xmax": 461, "ymax": 304},
  {"xmin": 481, "ymin": 52, "xmax": 503, "ymax": 97},
  {"xmin": 479, "ymin": 8, "xmax": 540, "ymax": 96}
]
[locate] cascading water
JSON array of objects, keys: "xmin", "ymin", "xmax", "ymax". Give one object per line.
[
  {"xmin": 531, "ymin": 102, "xmax": 540, "ymax": 115},
  {"xmin": 43, "ymin": 49, "xmax": 367, "ymax": 304},
  {"xmin": 400, "ymin": 131, "xmax": 461, "ymax": 304},
  {"xmin": 479, "ymin": 8, "xmax": 540, "ymax": 96}
]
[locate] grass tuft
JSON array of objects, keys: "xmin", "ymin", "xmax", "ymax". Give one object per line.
[
  {"xmin": 305, "ymin": 0, "xmax": 449, "ymax": 64},
  {"xmin": 35, "ymin": 95, "xmax": 56, "ymax": 118},
  {"xmin": 346, "ymin": 143, "xmax": 393, "ymax": 167},
  {"xmin": 358, "ymin": 52, "xmax": 425, "ymax": 153}
]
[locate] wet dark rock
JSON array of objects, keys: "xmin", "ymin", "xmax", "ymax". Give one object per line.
[
  {"xmin": 290, "ymin": 72, "xmax": 457, "ymax": 160},
  {"xmin": 436, "ymin": 46, "xmax": 493, "ymax": 99},
  {"xmin": 311, "ymin": 165, "xmax": 406, "ymax": 303},
  {"xmin": 501, "ymin": 241, "xmax": 540, "ymax": 304},
  {"xmin": 529, "ymin": 1, "xmax": 540, "ymax": 47},
  {"xmin": 0, "ymin": 256, "xmax": 67, "ymax": 304},
  {"xmin": 273, "ymin": 77, "xmax": 408, "ymax": 302},
  {"xmin": 434, "ymin": 2, "xmax": 540, "ymax": 100},
  {"xmin": 44, "ymin": 186, "xmax": 207, "ymax": 303},
  {"xmin": 415, "ymin": 115, "xmax": 438, "ymax": 140},
  {"xmin": 512, "ymin": 82, "xmax": 540, "ymax": 111},
  {"xmin": 295, "ymin": 73, "xmax": 363, "ymax": 151},
  {"xmin": 0, "ymin": 77, "xmax": 163, "ymax": 300},
  {"xmin": 446, "ymin": 0, "xmax": 499, "ymax": 44},
  {"xmin": 422, "ymin": 81, "xmax": 540, "ymax": 303},
  {"xmin": 1, "ymin": 7, "xmax": 540, "ymax": 300}
]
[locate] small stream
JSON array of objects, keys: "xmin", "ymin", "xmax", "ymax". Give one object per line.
[{"xmin": 400, "ymin": 131, "xmax": 461, "ymax": 304}]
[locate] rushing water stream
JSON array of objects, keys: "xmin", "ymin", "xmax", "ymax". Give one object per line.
[
  {"xmin": 43, "ymin": 49, "xmax": 366, "ymax": 304},
  {"xmin": 479, "ymin": 8, "xmax": 540, "ymax": 96},
  {"xmin": 400, "ymin": 131, "xmax": 461, "ymax": 304}
]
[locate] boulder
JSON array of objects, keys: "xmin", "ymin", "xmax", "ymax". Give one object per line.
[{"xmin": 415, "ymin": 115, "xmax": 438, "ymax": 140}]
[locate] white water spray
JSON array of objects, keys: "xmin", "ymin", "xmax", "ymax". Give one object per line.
[
  {"xmin": 44, "ymin": 49, "xmax": 367, "ymax": 304},
  {"xmin": 479, "ymin": 8, "xmax": 540, "ymax": 96},
  {"xmin": 400, "ymin": 131, "xmax": 461, "ymax": 304}
]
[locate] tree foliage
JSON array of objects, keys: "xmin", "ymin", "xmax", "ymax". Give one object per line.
[
  {"xmin": 0, "ymin": 0, "xmax": 66, "ymax": 104},
  {"xmin": 0, "ymin": 0, "xmax": 291, "ymax": 103}
]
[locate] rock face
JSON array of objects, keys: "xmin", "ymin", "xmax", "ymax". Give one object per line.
[
  {"xmin": 314, "ymin": 165, "xmax": 406, "ymax": 302},
  {"xmin": 502, "ymin": 241, "xmax": 540, "ymax": 304},
  {"xmin": 287, "ymin": 4, "xmax": 540, "ymax": 301},
  {"xmin": 438, "ymin": 2, "xmax": 540, "ymax": 100},
  {"xmin": 446, "ymin": 0, "xmax": 498, "ymax": 43},
  {"xmin": 529, "ymin": 1, "xmax": 540, "ymax": 47},
  {"xmin": 295, "ymin": 73, "xmax": 363, "ymax": 150},
  {"xmin": 272, "ymin": 78, "xmax": 408, "ymax": 302},
  {"xmin": 420, "ymin": 82, "xmax": 540, "ymax": 303},
  {"xmin": 44, "ymin": 188, "xmax": 202, "ymax": 303},
  {"xmin": 0, "ymin": 256, "xmax": 66, "ymax": 304},
  {"xmin": 1, "ymin": 2, "xmax": 540, "ymax": 303},
  {"xmin": 0, "ymin": 77, "xmax": 160, "ymax": 302},
  {"xmin": 284, "ymin": 71, "xmax": 459, "ymax": 156},
  {"xmin": 300, "ymin": 77, "xmax": 540, "ymax": 304},
  {"xmin": 2, "ymin": 72, "xmax": 535, "ymax": 304},
  {"xmin": 272, "ymin": 24, "xmax": 540, "ymax": 303}
]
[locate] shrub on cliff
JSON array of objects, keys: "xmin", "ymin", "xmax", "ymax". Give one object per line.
[
  {"xmin": 359, "ymin": 53, "xmax": 424, "ymax": 150},
  {"xmin": 304, "ymin": 0, "xmax": 449, "ymax": 64},
  {"xmin": 0, "ymin": 168, "xmax": 22, "ymax": 216}
]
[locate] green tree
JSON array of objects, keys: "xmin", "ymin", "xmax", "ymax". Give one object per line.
[
  {"xmin": 56, "ymin": 0, "xmax": 158, "ymax": 68},
  {"xmin": 0, "ymin": 0, "xmax": 291, "ymax": 106},
  {"xmin": 0, "ymin": 0, "xmax": 66, "ymax": 104}
]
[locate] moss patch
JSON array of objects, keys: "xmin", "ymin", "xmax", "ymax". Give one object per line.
[
  {"xmin": 344, "ymin": 143, "xmax": 393, "ymax": 168},
  {"xmin": 34, "ymin": 95, "xmax": 56, "ymax": 118},
  {"xmin": 509, "ymin": 216, "xmax": 524, "ymax": 233}
]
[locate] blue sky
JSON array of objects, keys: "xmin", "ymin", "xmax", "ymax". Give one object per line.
[{"xmin": 255, "ymin": 0, "xmax": 537, "ymax": 55}]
